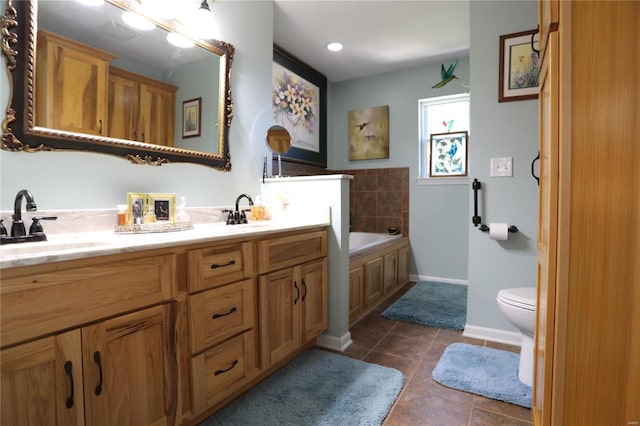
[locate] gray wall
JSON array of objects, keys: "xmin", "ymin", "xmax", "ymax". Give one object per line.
[
  {"xmin": 467, "ymin": 0, "xmax": 538, "ymax": 331},
  {"xmin": 0, "ymin": 1, "xmax": 274, "ymax": 210},
  {"xmin": 330, "ymin": 60, "xmax": 471, "ymax": 281}
]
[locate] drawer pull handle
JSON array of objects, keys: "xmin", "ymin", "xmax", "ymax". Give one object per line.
[
  {"xmin": 64, "ymin": 361, "xmax": 74, "ymax": 409},
  {"xmin": 212, "ymin": 306, "xmax": 237, "ymax": 319},
  {"xmin": 93, "ymin": 351, "xmax": 103, "ymax": 396},
  {"xmin": 210, "ymin": 259, "xmax": 236, "ymax": 269},
  {"xmin": 294, "ymin": 281, "xmax": 300, "ymax": 305},
  {"xmin": 214, "ymin": 359, "xmax": 238, "ymax": 376},
  {"xmin": 301, "ymin": 279, "xmax": 308, "ymax": 302}
]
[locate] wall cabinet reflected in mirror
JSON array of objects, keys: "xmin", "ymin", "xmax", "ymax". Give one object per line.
[{"xmin": 1, "ymin": 0, "xmax": 234, "ymax": 170}]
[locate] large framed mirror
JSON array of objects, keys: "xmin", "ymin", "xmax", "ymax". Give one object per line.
[{"xmin": 1, "ymin": 0, "xmax": 234, "ymax": 170}]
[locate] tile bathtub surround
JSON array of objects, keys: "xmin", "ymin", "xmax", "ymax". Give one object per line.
[{"xmin": 346, "ymin": 168, "xmax": 409, "ymax": 236}]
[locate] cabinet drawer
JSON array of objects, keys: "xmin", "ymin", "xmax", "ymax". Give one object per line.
[
  {"xmin": 187, "ymin": 242, "xmax": 254, "ymax": 292},
  {"xmin": 257, "ymin": 230, "xmax": 327, "ymax": 274},
  {"xmin": 189, "ymin": 279, "xmax": 255, "ymax": 354},
  {"xmin": 1, "ymin": 254, "xmax": 176, "ymax": 348},
  {"xmin": 190, "ymin": 330, "xmax": 257, "ymax": 412}
]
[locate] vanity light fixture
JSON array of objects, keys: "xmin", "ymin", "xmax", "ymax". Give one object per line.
[
  {"xmin": 192, "ymin": 0, "xmax": 219, "ymax": 39},
  {"xmin": 122, "ymin": 11, "xmax": 156, "ymax": 31},
  {"xmin": 327, "ymin": 42, "xmax": 343, "ymax": 52},
  {"xmin": 167, "ymin": 32, "xmax": 195, "ymax": 48}
]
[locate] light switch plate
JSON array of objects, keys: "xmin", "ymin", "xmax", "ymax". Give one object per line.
[{"xmin": 490, "ymin": 157, "xmax": 513, "ymax": 177}]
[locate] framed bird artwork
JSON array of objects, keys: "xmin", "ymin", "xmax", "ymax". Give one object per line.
[
  {"xmin": 429, "ymin": 131, "xmax": 468, "ymax": 177},
  {"xmin": 348, "ymin": 105, "xmax": 390, "ymax": 160}
]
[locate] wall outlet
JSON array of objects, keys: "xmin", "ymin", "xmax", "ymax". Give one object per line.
[{"xmin": 490, "ymin": 157, "xmax": 513, "ymax": 177}]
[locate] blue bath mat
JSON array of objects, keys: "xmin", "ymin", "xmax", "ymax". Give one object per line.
[
  {"xmin": 432, "ymin": 343, "xmax": 532, "ymax": 408},
  {"xmin": 200, "ymin": 349, "xmax": 404, "ymax": 425},
  {"xmin": 381, "ymin": 281, "xmax": 467, "ymax": 330}
]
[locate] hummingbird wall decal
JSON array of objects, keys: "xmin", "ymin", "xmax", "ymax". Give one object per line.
[{"xmin": 432, "ymin": 60, "xmax": 458, "ymax": 89}]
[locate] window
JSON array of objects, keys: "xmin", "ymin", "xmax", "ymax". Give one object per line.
[{"xmin": 418, "ymin": 94, "xmax": 470, "ymax": 181}]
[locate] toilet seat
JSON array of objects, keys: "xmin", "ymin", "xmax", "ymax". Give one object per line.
[{"xmin": 497, "ymin": 287, "xmax": 536, "ymax": 311}]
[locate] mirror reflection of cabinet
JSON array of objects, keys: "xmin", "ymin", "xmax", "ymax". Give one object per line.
[
  {"xmin": 108, "ymin": 67, "xmax": 177, "ymax": 146},
  {"xmin": 35, "ymin": 30, "xmax": 116, "ymax": 136}
]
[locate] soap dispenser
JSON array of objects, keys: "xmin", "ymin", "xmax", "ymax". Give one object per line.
[{"xmin": 175, "ymin": 197, "xmax": 190, "ymax": 223}]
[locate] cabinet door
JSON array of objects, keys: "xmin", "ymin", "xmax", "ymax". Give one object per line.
[
  {"xmin": 35, "ymin": 31, "xmax": 112, "ymax": 136},
  {"xmin": 364, "ymin": 257, "xmax": 384, "ymax": 308},
  {"xmin": 138, "ymin": 83, "xmax": 175, "ymax": 147},
  {"xmin": 259, "ymin": 268, "xmax": 300, "ymax": 367},
  {"xmin": 533, "ymin": 31, "xmax": 558, "ymax": 426},
  {"xmin": 383, "ymin": 251, "xmax": 398, "ymax": 294},
  {"xmin": 108, "ymin": 73, "xmax": 140, "ymax": 141},
  {"xmin": 397, "ymin": 244, "xmax": 410, "ymax": 286},
  {"xmin": 1, "ymin": 330, "xmax": 84, "ymax": 426},
  {"xmin": 349, "ymin": 266, "xmax": 364, "ymax": 325},
  {"xmin": 82, "ymin": 304, "xmax": 177, "ymax": 426},
  {"xmin": 300, "ymin": 258, "xmax": 328, "ymax": 343}
]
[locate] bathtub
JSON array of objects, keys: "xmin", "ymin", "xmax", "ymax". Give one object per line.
[
  {"xmin": 349, "ymin": 232, "xmax": 403, "ymax": 258},
  {"xmin": 348, "ymin": 232, "xmax": 410, "ymax": 325}
]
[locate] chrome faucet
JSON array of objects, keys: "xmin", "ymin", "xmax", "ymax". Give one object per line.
[
  {"xmin": 225, "ymin": 194, "xmax": 254, "ymax": 225},
  {"xmin": 11, "ymin": 189, "xmax": 37, "ymax": 237}
]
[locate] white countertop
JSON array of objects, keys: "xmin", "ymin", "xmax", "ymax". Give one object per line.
[{"xmin": 0, "ymin": 217, "xmax": 330, "ymax": 269}]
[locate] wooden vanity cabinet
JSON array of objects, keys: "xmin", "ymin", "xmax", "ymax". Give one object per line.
[
  {"xmin": 257, "ymin": 231, "xmax": 328, "ymax": 368},
  {"xmin": 186, "ymin": 244, "xmax": 259, "ymax": 414},
  {"xmin": 35, "ymin": 30, "xmax": 116, "ymax": 136},
  {"xmin": 108, "ymin": 67, "xmax": 177, "ymax": 146},
  {"xmin": 0, "ymin": 254, "xmax": 178, "ymax": 426}
]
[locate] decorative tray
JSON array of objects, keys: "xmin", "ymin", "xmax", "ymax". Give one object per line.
[{"xmin": 114, "ymin": 221, "xmax": 194, "ymax": 234}]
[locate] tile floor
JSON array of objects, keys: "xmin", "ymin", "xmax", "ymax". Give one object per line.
[{"xmin": 335, "ymin": 282, "xmax": 533, "ymax": 426}]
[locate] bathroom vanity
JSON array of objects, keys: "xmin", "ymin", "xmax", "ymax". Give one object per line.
[{"xmin": 0, "ymin": 220, "xmax": 329, "ymax": 425}]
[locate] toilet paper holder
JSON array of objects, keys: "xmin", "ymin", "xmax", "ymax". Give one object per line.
[
  {"xmin": 479, "ymin": 224, "xmax": 519, "ymax": 234},
  {"xmin": 472, "ymin": 178, "xmax": 518, "ymax": 234}
]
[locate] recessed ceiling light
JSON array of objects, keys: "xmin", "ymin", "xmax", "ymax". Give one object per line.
[
  {"xmin": 122, "ymin": 11, "xmax": 156, "ymax": 31},
  {"xmin": 327, "ymin": 42, "xmax": 343, "ymax": 52}
]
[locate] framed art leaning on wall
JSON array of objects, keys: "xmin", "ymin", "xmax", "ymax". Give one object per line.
[{"xmin": 429, "ymin": 131, "xmax": 468, "ymax": 177}]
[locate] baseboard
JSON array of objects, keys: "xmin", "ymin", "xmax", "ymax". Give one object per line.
[
  {"xmin": 409, "ymin": 274, "xmax": 468, "ymax": 286},
  {"xmin": 463, "ymin": 324, "xmax": 522, "ymax": 347},
  {"xmin": 316, "ymin": 331, "xmax": 353, "ymax": 352}
]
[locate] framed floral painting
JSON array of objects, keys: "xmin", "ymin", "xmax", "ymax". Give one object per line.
[
  {"xmin": 273, "ymin": 45, "xmax": 327, "ymax": 168},
  {"xmin": 429, "ymin": 131, "xmax": 468, "ymax": 177},
  {"xmin": 498, "ymin": 29, "xmax": 539, "ymax": 102}
]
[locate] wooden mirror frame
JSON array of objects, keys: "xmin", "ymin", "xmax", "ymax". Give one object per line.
[{"xmin": 1, "ymin": 0, "xmax": 234, "ymax": 170}]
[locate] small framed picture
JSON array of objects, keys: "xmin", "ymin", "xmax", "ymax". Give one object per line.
[
  {"xmin": 429, "ymin": 131, "xmax": 469, "ymax": 177},
  {"xmin": 498, "ymin": 29, "xmax": 540, "ymax": 102},
  {"xmin": 126, "ymin": 192, "xmax": 147, "ymax": 225},
  {"xmin": 182, "ymin": 97, "xmax": 201, "ymax": 138},
  {"xmin": 148, "ymin": 193, "xmax": 176, "ymax": 222}
]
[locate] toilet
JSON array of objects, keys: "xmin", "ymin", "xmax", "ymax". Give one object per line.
[{"xmin": 496, "ymin": 287, "xmax": 536, "ymax": 387}]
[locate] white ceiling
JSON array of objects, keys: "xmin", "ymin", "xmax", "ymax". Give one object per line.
[{"xmin": 273, "ymin": 0, "xmax": 470, "ymax": 82}]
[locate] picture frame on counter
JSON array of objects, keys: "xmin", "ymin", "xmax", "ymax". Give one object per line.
[
  {"xmin": 126, "ymin": 192, "xmax": 147, "ymax": 225},
  {"xmin": 148, "ymin": 193, "xmax": 176, "ymax": 222}
]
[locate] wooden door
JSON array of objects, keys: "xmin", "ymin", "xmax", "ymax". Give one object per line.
[
  {"xmin": 300, "ymin": 258, "xmax": 328, "ymax": 343},
  {"xmin": 138, "ymin": 83, "xmax": 176, "ymax": 147},
  {"xmin": 349, "ymin": 266, "xmax": 364, "ymax": 325},
  {"xmin": 364, "ymin": 257, "xmax": 384, "ymax": 308},
  {"xmin": 82, "ymin": 304, "xmax": 177, "ymax": 426},
  {"xmin": 1, "ymin": 330, "xmax": 84, "ymax": 426},
  {"xmin": 259, "ymin": 268, "xmax": 300, "ymax": 367},
  {"xmin": 533, "ymin": 30, "xmax": 558, "ymax": 426},
  {"xmin": 108, "ymin": 71, "xmax": 140, "ymax": 141}
]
